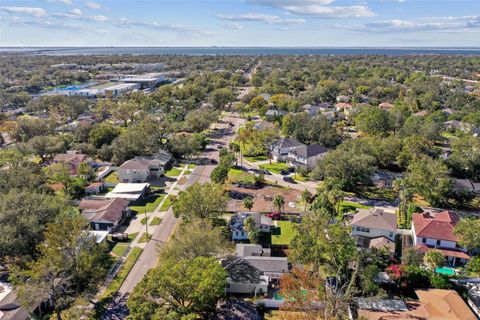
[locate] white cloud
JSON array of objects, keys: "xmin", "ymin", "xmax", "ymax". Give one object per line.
[
  {"xmin": 1, "ymin": 7, "xmax": 47, "ymax": 17},
  {"xmin": 89, "ymin": 14, "xmax": 108, "ymax": 22},
  {"xmin": 246, "ymin": 0, "xmax": 374, "ymax": 18},
  {"xmin": 217, "ymin": 13, "xmax": 305, "ymax": 25},
  {"xmin": 341, "ymin": 15, "xmax": 480, "ymax": 33},
  {"xmin": 68, "ymin": 8, "xmax": 82, "ymax": 16},
  {"xmin": 84, "ymin": 2, "xmax": 103, "ymax": 10},
  {"xmin": 45, "ymin": 0, "xmax": 73, "ymax": 4},
  {"xmin": 222, "ymin": 23, "xmax": 244, "ymax": 30}
]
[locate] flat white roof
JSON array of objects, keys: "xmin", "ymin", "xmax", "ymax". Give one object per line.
[
  {"xmin": 88, "ymin": 230, "xmax": 109, "ymax": 243},
  {"xmin": 104, "ymin": 83, "xmax": 138, "ymax": 90},
  {"xmin": 110, "ymin": 183, "xmax": 149, "ymax": 193}
]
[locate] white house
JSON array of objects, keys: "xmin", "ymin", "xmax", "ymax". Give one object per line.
[
  {"xmin": 105, "ymin": 183, "xmax": 149, "ymax": 201},
  {"xmin": 230, "ymin": 212, "xmax": 273, "ymax": 241},
  {"xmin": 117, "ymin": 152, "xmax": 172, "ymax": 183},
  {"xmin": 270, "ymin": 138, "xmax": 305, "ymax": 162},
  {"xmin": 287, "ymin": 144, "xmax": 329, "ymax": 170},
  {"xmin": 350, "ymin": 208, "xmax": 397, "ymax": 241},
  {"xmin": 412, "ymin": 210, "xmax": 470, "ymax": 266}
]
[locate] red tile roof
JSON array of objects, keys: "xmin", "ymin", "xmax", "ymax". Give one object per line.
[
  {"xmin": 416, "ymin": 244, "xmax": 470, "ymax": 260},
  {"xmin": 412, "ymin": 211, "xmax": 459, "ymax": 242}
]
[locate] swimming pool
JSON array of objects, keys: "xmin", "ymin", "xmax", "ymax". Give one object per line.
[{"xmin": 435, "ymin": 267, "xmax": 456, "ymax": 276}]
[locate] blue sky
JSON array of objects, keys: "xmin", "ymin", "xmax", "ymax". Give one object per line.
[{"xmin": 0, "ymin": 0, "xmax": 479, "ymax": 47}]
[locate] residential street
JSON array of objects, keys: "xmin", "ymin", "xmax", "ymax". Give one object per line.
[{"xmin": 101, "ymin": 112, "xmax": 244, "ymax": 319}]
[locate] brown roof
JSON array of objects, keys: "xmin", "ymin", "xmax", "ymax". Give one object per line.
[
  {"xmin": 335, "ymin": 102, "xmax": 353, "ymax": 109},
  {"xmin": 79, "ymin": 198, "xmax": 129, "ymax": 223},
  {"xmin": 350, "ymin": 208, "xmax": 397, "ymax": 232},
  {"xmin": 416, "ymin": 244, "xmax": 470, "ymax": 260},
  {"xmin": 369, "ymin": 237, "xmax": 395, "ymax": 253},
  {"xmin": 358, "ymin": 300, "xmax": 429, "ymax": 320},
  {"xmin": 86, "ymin": 181, "xmax": 104, "ymax": 189},
  {"xmin": 53, "ymin": 153, "xmax": 87, "ymax": 164},
  {"xmin": 412, "ymin": 211, "xmax": 459, "ymax": 242},
  {"xmin": 379, "ymin": 102, "xmax": 395, "ymax": 109},
  {"xmin": 414, "ymin": 289, "xmax": 477, "ymax": 320}
]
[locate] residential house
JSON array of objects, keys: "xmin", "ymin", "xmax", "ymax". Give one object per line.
[
  {"xmin": 52, "ymin": 153, "xmax": 89, "ymax": 175},
  {"xmin": 444, "ymin": 120, "xmax": 479, "ymax": 134},
  {"xmin": 379, "ymin": 102, "xmax": 394, "ymax": 110},
  {"xmin": 230, "ymin": 212, "xmax": 273, "ymax": 241},
  {"xmin": 270, "ymin": 138, "xmax": 305, "ymax": 162},
  {"xmin": 335, "ymin": 102, "xmax": 354, "ymax": 119},
  {"xmin": 236, "ymin": 244, "xmax": 271, "ymax": 257},
  {"xmin": 118, "ymin": 152, "xmax": 172, "ymax": 183},
  {"xmin": 85, "ymin": 181, "xmax": 104, "ymax": 194},
  {"xmin": 453, "ymin": 178, "xmax": 480, "ymax": 194},
  {"xmin": 222, "ymin": 257, "xmax": 269, "ymax": 295},
  {"xmin": 286, "ymin": 143, "xmax": 329, "ymax": 170},
  {"xmin": 253, "ymin": 120, "xmax": 276, "ymax": 132},
  {"xmin": 79, "ymin": 197, "xmax": 131, "ymax": 231},
  {"xmin": 368, "ymin": 237, "xmax": 396, "ymax": 255},
  {"xmin": 105, "ymin": 183, "xmax": 149, "ymax": 201},
  {"xmin": 371, "ymin": 171, "xmax": 403, "ymax": 188},
  {"xmin": 350, "ymin": 208, "xmax": 397, "ymax": 241},
  {"xmin": 243, "ymin": 256, "xmax": 289, "ymax": 280},
  {"xmin": 412, "ymin": 210, "xmax": 470, "ymax": 266},
  {"xmin": 336, "ymin": 95, "xmax": 350, "ymax": 103},
  {"xmin": 354, "ymin": 289, "xmax": 477, "ymax": 320},
  {"xmin": 412, "ymin": 110, "xmax": 429, "ymax": 117},
  {"xmin": 213, "ymin": 299, "xmax": 261, "ymax": 320},
  {"xmin": 454, "ymin": 278, "xmax": 480, "ymax": 318}
]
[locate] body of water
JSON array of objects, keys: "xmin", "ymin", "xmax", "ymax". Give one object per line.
[{"xmin": 1, "ymin": 47, "xmax": 480, "ymax": 56}]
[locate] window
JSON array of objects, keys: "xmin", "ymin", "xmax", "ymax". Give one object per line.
[
  {"xmin": 436, "ymin": 240, "xmax": 441, "ymax": 246},
  {"xmin": 356, "ymin": 226, "xmax": 370, "ymax": 233},
  {"xmin": 422, "ymin": 238, "xmax": 427, "ymax": 244}
]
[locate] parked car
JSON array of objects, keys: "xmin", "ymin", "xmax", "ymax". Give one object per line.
[
  {"xmin": 267, "ymin": 212, "xmax": 282, "ymax": 220},
  {"xmin": 217, "ymin": 144, "xmax": 224, "ymax": 149},
  {"xmin": 260, "ymin": 169, "xmax": 271, "ymax": 175},
  {"xmin": 283, "ymin": 176, "xmax": 296, "ymax": 183},
  {"xmin": 280, "ymin": 170, "xmax": 289, "ymax": 175},
  {"xmin": 111, "ymin": 233, "xmax": 129, "ymax": 242},
  {"xmin": 210, "ymin": 159, "xmax": 218, "ymax": 164},
  {"xmin": 287, "ymin": 167, "xmax": 295, "ymax": 173}
]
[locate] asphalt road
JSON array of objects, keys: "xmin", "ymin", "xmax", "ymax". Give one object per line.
[{"xmin": 101, "ymin": 113, "xmax": 243, "ymax": 319}]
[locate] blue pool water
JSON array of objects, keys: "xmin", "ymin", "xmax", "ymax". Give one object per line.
[{"xmin": 435, "ymin": 267, "xmax": 456, "ymax": 275}]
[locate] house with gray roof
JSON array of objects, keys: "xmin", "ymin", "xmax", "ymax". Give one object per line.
[
  {"xmin": 270, "ymin": 138, "xmax": 305, "ymax": 162},
  {"xmin": 222, "ymin": 257, "xmax": 269, "ymax": 295},
  {"xmin": 230, "ymin": 212, "xmax": 273, "ymax": 241},
  {"xmin": 350, "ymin": 208, "xmax": 397, "ymax": 241},
  {"xmin": 287, "ymin": 143, "xmax": 329, "ymax": 169}
]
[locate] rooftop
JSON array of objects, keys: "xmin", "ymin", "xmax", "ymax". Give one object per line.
[
  {"xmin": 350, "ymin": 208, "xmax": 397, "ymax": 232},
  {"xmin": 412, "ymin": 210, "xmax": 459, "ymax": 242}
]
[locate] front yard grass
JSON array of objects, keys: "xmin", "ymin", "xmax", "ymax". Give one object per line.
[
  {"xmin": 104, "ymin": 171, "xmax": 119, "ymax": 184},
  {"xmin": 271, "ymin": 220, "xmax": 296, "ymax": 245},
  {"xmin": 260, "ymin": 162, "xmax": 289, "ymax": 174},
  {"xmin": 150, "ymin": 217, "xmax": 162, "ymax": 226},
  {"xmin": 159, "ymin": 195, "xmax": 175, "ymax": 211},
  {"xmin": 356, "ymin": 186, "xmax": 398, "ymax": 202},
  {"xmin": 102, "ymin": 247, "xmax": 143, "ymax": 298},
  {"xmin": 228, "ymin": 168, "xmax": 256, "ymax": 184},
  {"xmin": 244, "ymin": 155, "xmax": 268, "ymax": 162},
  {"xmin": 165, "ymin": 167, "xmax": 183, "ymax": 178},
  {"xmin": 129, "ymin": 194, "xmax": 164, "ymax": 214},
  {"xmin": 111, "ymin": 243, "xmax": 128, "ymax": 257}
]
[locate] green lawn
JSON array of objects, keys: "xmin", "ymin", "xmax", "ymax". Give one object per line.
[
  {"xmin": 271, "ymin": 221, "xmax": 296, "ymax": 245},
  {"xmin": 293, "ymin": 174, "xmax": 309, "ymax": 182},
  {"xmin": 188, "ymin": 164, "xmax": 196, "ymax": 169},
  {"xmin": 228, "ymin": 168, "xmax": 255, "ymax": 184},
  {"xmin": 129, "ymin": 194, "xmax": 164, "ymax": 214},
  {"xmin": 160, "ymin": 195, "xmax": 175, "ymax": 211},
  {"xmin": 150, "ymin": 217, "xmax": 162, "ymax": 226},
  {"xmin": 244, "ymin": 155, "xmax": 268, "ymax": 162},
  {"xmin": 128, "ymin": 232, "xmax": 139, "ymax": 241},
  {"xmin": 165, "ymin": 167, "xmax": 183, "ymax": 177},
  {"xmin": 104, "ymin": 171, "xmax": 119, "ymax": 184},
  {"xmin": 338, "ymin": 201, "xmax": 370, "ymax": 214},
  {"xmin": 102, "ymin": 247, "xmax": 143, "ymax": 298},
  {"xmin": 260, "ymin": 162, "xmax": 289, "ymax": 174},
  {"xmin": 138, "ymin": 233, "xmax": 151, "ymax": 243},
  {"xmin": 111, "ymin": 243, "xmax": 128, "ymax": 257}
]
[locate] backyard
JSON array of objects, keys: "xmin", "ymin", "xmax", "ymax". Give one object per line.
[
  {"xmin": 271, "ymin": 220, "xmax": 296, "ymax": 245},
  {"xmin": 104, "ymin": 171, "xmax": 119, "ymax": 184},
  {"xmin": 228, "ymin": 168, "xmax": 256, "ymax": 184}
]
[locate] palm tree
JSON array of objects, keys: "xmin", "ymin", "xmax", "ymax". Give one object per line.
[
  {"xmin": 273, "ymin": 195, "xmax": 285, "ymax": 213},
  {"xmin": 244, "ymin": 215, "xmax": 260, "ymax": 244},
  {"xmin": 301, "ymin": 189, "xmax": 313, "ymax": 212},
  {"xmin": 243, "ymin": 196, "xmax": 254, "ymax": 211},
  {"xmin": 236, "ymin": 122, "xmax": 254, "ymax": 166},
  {"xmin": 424, "ymin": 249, "xmax": 444, "ymax": 272}
]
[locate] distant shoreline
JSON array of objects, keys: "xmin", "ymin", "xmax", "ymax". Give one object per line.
[{"xmin": 1, "ymin": 46, "xmax": 480, "ymax": 56}]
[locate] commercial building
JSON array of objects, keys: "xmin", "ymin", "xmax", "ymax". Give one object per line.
[{"xmin": 119, "ymin": 73, "xmax": 166, "ymax": 89}]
